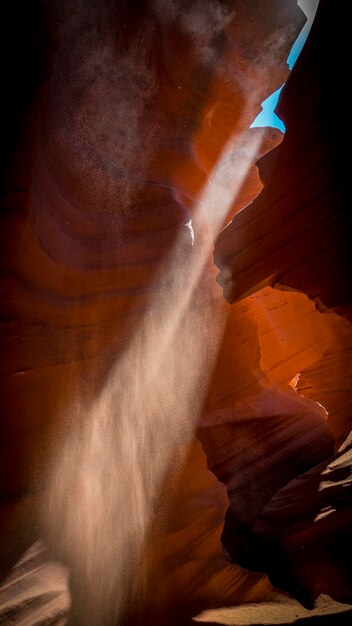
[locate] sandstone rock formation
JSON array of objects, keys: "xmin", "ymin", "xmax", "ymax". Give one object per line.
[
  {"xmin": 213, "ymin": 0, "xmax": 352, "ymax": 606},
  {"xmin": 2, "ymin": 0, "xmax": 350, "ymax": 623},
  {"xmin": 242, "ymin": 440, "xmax": 352, "ymax": 608}
]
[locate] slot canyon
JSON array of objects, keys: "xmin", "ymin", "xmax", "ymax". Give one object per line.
[{"xmin": 0, "ymin": 1, "xmax": 351, "ymax": 624}]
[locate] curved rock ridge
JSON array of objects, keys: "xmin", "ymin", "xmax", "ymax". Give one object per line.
[
  {"xmin": 215, "ymin": 0, "xmax": 350, "ymax": 318},
  {"xmin": 213, "ymin": 0, "xmax": 352, "ymax": 607},
  {"xmin": 241, "ymin": 437, "xmax": 352, "ymax": 607},
  {"xmin": 214, "ymin": 0, "xmax": 352, "ymax": 447}
]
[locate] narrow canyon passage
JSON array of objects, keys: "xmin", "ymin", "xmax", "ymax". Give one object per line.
[{"xmin": 0, "ymin": 1, "xmax": 351, "ymax": 625}]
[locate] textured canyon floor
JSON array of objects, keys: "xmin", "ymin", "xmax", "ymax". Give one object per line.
[{"xmin": 0, "ymin": 542, "xmax": 351, "ymax": 626}]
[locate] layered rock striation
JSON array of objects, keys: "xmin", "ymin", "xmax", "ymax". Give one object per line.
[{"xmin": 213, "ymin": 0, "xmax": 352, "ymax": 605}]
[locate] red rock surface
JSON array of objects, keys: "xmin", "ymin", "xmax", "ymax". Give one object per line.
[
  {"xmin": 213, "ymin": 0, "xmax": 352, "ymax": 607},
  {"xmin": 242, "ymin": 441, "xmax": 352, "ymax": 608},
  {"xmin": 2, "ymin": 0, "xmax": 351, "ymax": 622},
  {"xmin": 215, "ymin": 0, "xmax": 350, "ymax": 316}
]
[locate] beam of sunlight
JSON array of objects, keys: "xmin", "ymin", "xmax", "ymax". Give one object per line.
[{"xmin": 43, "ymin": 116, "xmax": 266, "ymax": 625}]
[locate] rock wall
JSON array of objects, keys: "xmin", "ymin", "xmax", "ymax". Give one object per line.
[
  {"xmin": 213, "ymin": 0, "xmax": 352, "ymax": 605},
  {"xmin": 3, "ymin": 0, "xmax": 350, "ymax": 621}
]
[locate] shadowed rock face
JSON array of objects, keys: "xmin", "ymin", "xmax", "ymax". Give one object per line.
[
  {"xmin": 1, "ymin": 0, "xmax": 351, "ymax": 622},
  {"xmin": 215, "ymin": 0, "xmax": 350, "ymax": 318},
  {"xmin": 241, "ymin": 443, "xmax": 352, "ymax": 608},
  {"xmin": 198, "ymin": 410, "xmax": 334, "ymax": 560},
  {"xmin": 214, "ymin": 0, "xmax": 352, "ymax": 607}
]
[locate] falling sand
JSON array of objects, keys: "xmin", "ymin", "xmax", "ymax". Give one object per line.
[{"xmin": 42, "ymin": 123, "xmax": 266, "ymax": 624}]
